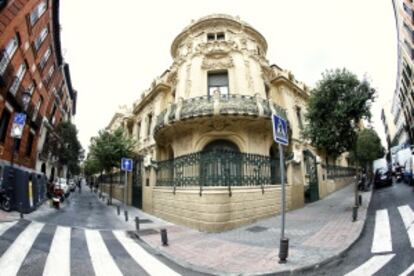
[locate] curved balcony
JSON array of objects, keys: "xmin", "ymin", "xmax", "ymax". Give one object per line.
[{"xmin": 154, "ymin": 94, "xmax": 286, "ymax": 136}]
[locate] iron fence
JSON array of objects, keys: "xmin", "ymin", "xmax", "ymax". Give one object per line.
[
  {"xmin": 326, "ymin": 165, "xmax": 356, "ymax": 179},
  {"xmin": 156, "ymin": 150, "xmax": 285, "ymax": 187},
  {"xmin": 99, "ymin": 171, "xmax": 125, "ymax": 185}
]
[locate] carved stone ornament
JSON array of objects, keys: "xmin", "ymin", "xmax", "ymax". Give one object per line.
[
  {"xmin": 201, "ymin": 55, "xmax": 234, "ymax": 70},
  {"xmin": 211, "ymin": 119, "xmax": 226, "ymax": 130}
]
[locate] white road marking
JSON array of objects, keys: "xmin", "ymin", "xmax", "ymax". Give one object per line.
[
  {"xmin": 113, "ymin": 230, "xmax": 181, "ymax": 276},
  {"xmin": 345, "ymin": 254, "xmax": 395, "ymax": 276},
  {"xmin": 400, "ymin": 262, "xmax": 414, "ymax": 276},
  {"xmin": 0, "ymin": 221, "xmax": 17, "ymax": 236},
  {"xmin": 371, "ymin": 209, "xmax": 392, "ymax": 253},
  {"xmin": 43, "ymin": 226, "xmax": 71, "ymax": 276},
  {"xmin": 0, "ymin": 221, "xmax": 44, "ymax": 276},
  {"xmin": 85, "ymin": 229, "xmax": 122, "ymax": 276},
  {"xmin": 398, "ymin": 205, "xmax": 414, "ymax": 248}
]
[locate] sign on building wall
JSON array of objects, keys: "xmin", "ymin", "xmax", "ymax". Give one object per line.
[{"xmin": 10, "ymin": 113, "xmax": 26, "ymax": 139}]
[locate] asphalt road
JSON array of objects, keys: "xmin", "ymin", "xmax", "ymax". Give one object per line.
[
  {"xmin": 297, "ymin": 180, "xmax": 414, "ymax": 276},
  {"xmin": 0, "ymin": 184, "xmax": 209, "ymax": 276}
]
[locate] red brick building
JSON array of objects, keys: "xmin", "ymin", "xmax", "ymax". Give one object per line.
[{"xmin": 0, "ymin": 0, "xmax": 76, "ymax": 180}]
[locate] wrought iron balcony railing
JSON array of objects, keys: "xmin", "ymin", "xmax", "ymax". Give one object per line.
[{"xmin": 154, "ymin": 94, "xmax": 286, "ymax": 134}]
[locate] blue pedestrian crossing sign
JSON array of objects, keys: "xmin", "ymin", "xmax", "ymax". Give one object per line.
[
  {"xmin": 272, "ymin": 114, "xmax": 288, "ymax": 146},
  {"xmin": 121, "ymin": 158, "xmax": 133, "ymax": 172},
  {"xmin": 11, "ymin": 113, "xmax": 26, "ymax": 138}
]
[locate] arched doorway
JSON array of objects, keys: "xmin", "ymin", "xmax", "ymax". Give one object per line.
[
  {"xmin": 201, "ymin": 139, "xmax": 240, "ymax": 186},
  {"xmin": 50, "ymin": 167, "xmax": 55, "ymax": 182},
  {"xmin": 41, "ymin": 163, "xmax": 46, "ymax": 174}
]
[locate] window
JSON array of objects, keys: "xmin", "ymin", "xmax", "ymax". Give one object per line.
[
  {"xmin": 29, "ymin": 0, "xmax": 47, "ymax": 26},
  {"xmin": 43, "ymin": 64, "xmax": 55, "ymax": 85},
  {"xmin": 32, "ymin": 96, "xmax": 43, "ymax": 121},
  {"xmin": 208, "ymin": 71, "xmax": 228, "ymax": 97},
  {"xmin": 9, "ymin": 62, "xmax": 27, "ymax": 95},
  {"xmin": 207, "ymin": 32, "xmax": 225, "ymax": 41},
  {"xmin": 147, "ymin": 114, "xmax": 152, "ymax": 136},
  {"xmin": 0, "ymin": 109, "xmax": 11, "ymax": 143},
  {"xmin": 136, "ymin": 122, "xmax": 141, "ymax": 140},
  {"xmin": 296, "ymin": 106, "xmax": 303, "ymax": 129},
  {"xmin": 27, "ymin": 81, "xmax": 35, "ymax": 96},
  {"xmin": 34, "ymin": 27, "xmax": 48, "ymax": 51},
  {"xmin": 50, "ymin": 104, "xmax": 57, "ymax": 125},
  {"xmin": 25, "ymin": 132, "xmax": 34, "ymax": 157},
  {"xmin": 216, "ymin": 33, "xmax": 225, "ymax": 40},
  {"xmin": 39, "ymin": 47, "xmax": 51, "ymax": 70},
  {"xmin": 0, "ymin": 35, "xmax": 19, "ymax": 75}
]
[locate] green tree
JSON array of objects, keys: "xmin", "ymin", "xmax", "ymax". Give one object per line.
[
  {"xmin": 50, "ymin": 122, "xmax": 83, "ymax": 177},
  {"xmin": 83, "ymin": 156, "xmax": 101, "ymax": 177},
  {"xmin": 303, "ymin": 68, "xmax": 376, "ymax": 162},
  {"xmin": 88, "ymin": 127, "xmax": 136, "ymax": 204},
  {"xmin": 355, "ymin": 128, "xmax": 385, "ymax": 171}
]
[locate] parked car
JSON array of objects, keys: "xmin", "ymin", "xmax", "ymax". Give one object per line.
[
  {"xmin": 374, "ymin": 167, "xmax": 393, "ymax": 188},
  {"xmin": 68, "ymin": 179, "xmax": 76, "ymax": 192}
]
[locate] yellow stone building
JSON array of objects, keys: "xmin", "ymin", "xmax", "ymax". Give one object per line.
[{"xmin": 106, "ymin": 14, "xmax": 355, "ymax": 232}]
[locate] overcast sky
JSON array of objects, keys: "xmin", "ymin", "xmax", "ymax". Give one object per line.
[{"xmin": 60, "ymin": 0, "xmax": 397, "ymax": 151}]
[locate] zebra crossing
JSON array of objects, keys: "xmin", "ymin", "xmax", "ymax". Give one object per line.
[
  {"xmin": 345, "ymin": 204, "xmax": 414, "ymax": 276},
  {"xmin": 0, "ymin": 220, "xmax": 181, "ymax": 276}
]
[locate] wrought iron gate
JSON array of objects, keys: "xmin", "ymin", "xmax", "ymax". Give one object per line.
[
  {"xmin": 132, "ymin": 157, "xmax": 143, "ymax": 209},
  {"xmin": 303, "ymin": 150, "xmax": 319, "ymax": 203}
]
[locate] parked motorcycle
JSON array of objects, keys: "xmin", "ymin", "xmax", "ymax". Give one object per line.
[
  {"xmin": 396, "ymin": 167, "xmax": 404, "ymax": 182},
  {"xmin": 0, "ymin": 184, "xmax": 11, "ymax": 212}
]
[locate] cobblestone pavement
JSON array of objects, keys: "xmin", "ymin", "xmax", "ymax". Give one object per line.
[{"xmin": 138, "ymin": 184, "xmax": 371, "ymax": 275}]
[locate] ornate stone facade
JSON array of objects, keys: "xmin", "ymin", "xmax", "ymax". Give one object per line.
[{"xmin": 111, "ymin": 14, "xmax": 353, "ymax": 232}]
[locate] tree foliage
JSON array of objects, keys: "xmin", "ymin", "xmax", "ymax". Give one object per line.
[
  {"xmin": 88, "ymin": 127, "xmax": 136, "ymax": 173},
  {"xmin": 50, "ymin": 122, "xmax": 83, "ymax": 176},
  {"xmin": 83, "ymin": 156, "xmax": 100, "ymax": 177},
  {"xmin": 355, "ymin": 128, "xmax": 385, "ymax": 168},
  {"xmin": 302, "ymin": 68, "xmax": 376, "ymax": 159}
]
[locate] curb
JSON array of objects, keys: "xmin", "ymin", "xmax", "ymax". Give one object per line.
[{"xmin": 137, "ymin": 189, "xmax": 373, "ymax": 276}]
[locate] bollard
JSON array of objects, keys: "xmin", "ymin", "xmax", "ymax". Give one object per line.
[
  {"xmin": 278, "ymin": 238, "xmax": 289, "ymax": 263},
  {"xmin": 117, "ymin": 205, "xmax": 120, "ymax": 215},
  {"xmin": 352, "ymin": 205, "xmax": 358, "ymax": 222},
  {"xmin": 107, "ymin": 198, "xmax": 110, "ymax": 206},
  {"xmin": 19, "ymin": 202, "xmax": 24, "ymax": 219},
  {"xmin": 358, "ymin": 195, "xmax": 362, "ymax": 206},
  {"xmin": 135, "ymin": 216, "xmax": 140, "ymax": 231},
  {"xmin": 161, "ymin": 229, "xmax": 168, "ymax": 246},
  {"xmin": 124, "ymin": 210, "xmax": 128, "ymax": 222}
]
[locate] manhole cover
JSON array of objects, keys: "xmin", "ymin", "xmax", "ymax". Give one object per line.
[
  {"xmin": 246, "ymin": 226, "xmax": 268, "ymax": 233},
  {"xmin": 139, "ymin": 219, "xmax": 153, "ymax": 224}
]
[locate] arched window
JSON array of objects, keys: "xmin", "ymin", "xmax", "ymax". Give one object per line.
[{"xmin": 201, "ymin": 139, "xmax": 240, "ymax": 186}]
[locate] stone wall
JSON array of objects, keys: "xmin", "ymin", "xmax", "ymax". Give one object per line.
[
  {"xmin": 101, "ymin": 183, "xmax": 125, "ymax": 203},
  {"xmin": 152, "ymin": 185, "xmax": 292, "ymax": 232}
]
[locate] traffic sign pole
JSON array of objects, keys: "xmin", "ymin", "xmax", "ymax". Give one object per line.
[
  {"xmin": 272, "ymin": 114, "xmax": 289, "ymax": 263},
  {"xmin": 279, "ymin": 143, "xmax": 285, "ymax": 240}
]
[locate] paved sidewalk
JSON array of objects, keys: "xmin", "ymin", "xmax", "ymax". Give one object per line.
[
  {"xmin": 93, "ymin": 189, "xmax": 172, "ymax": 230},
  {"xmin": 135, "ymin": 184, "xmax": 371, "ymax": 275}
]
